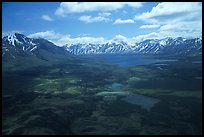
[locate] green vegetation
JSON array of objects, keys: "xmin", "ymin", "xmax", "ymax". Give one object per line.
[{"xmin": 2, "ymin": 55, "xmax": 202, "ymax": 135}]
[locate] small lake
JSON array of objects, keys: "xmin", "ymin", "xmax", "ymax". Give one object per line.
[
  {"xmin": 105, "ymin": 83, "xmax": 124, "ymax": 91},
  {"xmin": 79, "ymin": 54, "xmax": 177, "ymax": 67},
  {"xmin": 121, "ymin": 93, "xmax": 160, "ymax": 111},
  {"xmin": 192, "ymin": 61, "xmax": 202, "ymax": 64},
  {"xmin": 104, "ymin": 82, "xmax": 160, "ymax": 111}
]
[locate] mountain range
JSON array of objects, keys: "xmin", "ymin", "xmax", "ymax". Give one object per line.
[
  {"xmin": 63, "ymin": 37, "xmax": 202, "ymax": 55},
  {"xmin": 2, "ymin": 33, "xmax": 202, "ymax": 69},
  {"xmin": 2, "ymin": 33, "xmax": 75, "ymax": 70}
]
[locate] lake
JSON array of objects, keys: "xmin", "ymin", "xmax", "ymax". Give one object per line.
[
  {"xmin": 121, "ymin": 93, "xmax": 160, "ymax": 111},
  {"xmin": 79, "ymin": 54, "xmax": 177, "ymax": 67}
]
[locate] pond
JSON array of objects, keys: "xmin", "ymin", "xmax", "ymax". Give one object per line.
[
  {"xmin": 121, "ymin": 93, "xmax": 160, "ymax": 111},
  {"xmin": 105, "ymin": 83, "xmax": 124, "ymax": 91}
]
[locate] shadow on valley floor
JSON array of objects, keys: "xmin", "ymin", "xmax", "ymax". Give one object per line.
[{"xmin": 2, "ymin": 55, "xmax": 202, "ymax": 135}]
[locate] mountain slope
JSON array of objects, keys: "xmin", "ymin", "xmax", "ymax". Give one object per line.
[
  {"xmin": 2, "ymin": 33, "xmax": 75, "ymax": 70},
  {"xmin": 2, "ymin": 33, "xmax": 202, "ymax": 71},
  {"xmin": 63, "ymin": 37, "xmax": 202, "ymax": 55}
]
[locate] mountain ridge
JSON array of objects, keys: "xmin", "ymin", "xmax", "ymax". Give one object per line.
[
  {"xmin": 63, "ymin": 37, "xmax": 202, "ymax": 55},
  {"xmin": 2, "ymin": 33, "xmax": 202, "ymax": 57},
  {"xmin": 2, "ymin": 33, "xmax": 76, "ymax": 71}
]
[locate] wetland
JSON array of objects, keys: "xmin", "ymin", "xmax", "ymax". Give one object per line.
[{"xmin": 2, "ymin": 54, "xmax": 202, "ymax": 135}]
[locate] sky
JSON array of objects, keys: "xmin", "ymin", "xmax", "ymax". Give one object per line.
[{"xmin": 2, "ymin": 2, "xmax": 202, "ymax": 46}]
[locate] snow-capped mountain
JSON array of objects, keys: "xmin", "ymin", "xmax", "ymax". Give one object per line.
[
  {"xmin": 63, "ymin": 37, "xmax": 202, "ymax": 55},
  {"xmin": 2, "ymin": 33, "xmax": 38, "ymax": 58},
  {"xmin": 2, "ymin": 33, "xmax": 202, "ymax": 62},
  {"xmin": 2, "ymin": 33, "xmax": 74, "ymax": 65}
]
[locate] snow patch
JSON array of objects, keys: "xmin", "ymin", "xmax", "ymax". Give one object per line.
[
  {"xmin": 7, "ymin": 34, "xmax": 16, "ymax": 46},
  {"xmin": 157, "ymin": 67, "xmax": 163, "ymax": 70},
  {"xmin": 159, "ymin": 40, "xmax": 166, "ymax": 46},
  {"xmin": 30, "ymin": 46, "xmax": 37, "ymax": 52},
  {"xmin": 154, "ymin": 47, "xmax": 159, "ymax": 53},
  {"xmin": 29, "ymin": 40, "xmax": 37, "ymax": 46},
  {"xmin": 7, "ymin": 34, "xmax": 23, "ymax": 46}
]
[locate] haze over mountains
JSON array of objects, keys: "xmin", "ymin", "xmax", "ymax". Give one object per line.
[
  {"xmin": 2, "ymin": 2, "xmax": 202, "ymax": 135},
  {"xmin": 2, "ymin": 33, "xmax": 202, "ymax": 60},
  {"xmin": 63, "ymin": 37, "xmax": 202, "ymax": 55},
  {"xmin": 2, "ymin": 33, "xmax": 75, "ymax": 70}
]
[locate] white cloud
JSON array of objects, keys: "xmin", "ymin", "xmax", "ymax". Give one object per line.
[
  {"xmin": 111, "ymin": 34, "xmax": 135, "ymax": 45},
  {"xmin": 113, "ymin": 34, "xmax": 127, "ymax": 41},
  {"xmin": 135, "ymin": 2, "xmax": 201, "ymax": 20},
  {"xmin": 140, "ymin": 24, "xmax": 160, "ymax": 29},
  {"xmin": 98, "ymin": 12, "xmax": 111, "ymax": 17},
  {"xmin": 2, "ymin": 30, "xmax": 24, "ymax": 37},
  {"xmin": 28, "ymin": 30, "xmax": 106, "ymax": 46},
  {"xmin": 28, "ymin": 30, "xmax": 68, "ymax": 40},
  {"xmin": 159, "ymin": 21, "xmax": 202, "ymax": 33},
  {"xmin": 134, "ymin": 2, "xmax": 202, "ymax": 38},
  {"xmin": 78, "ymin": 33, "xmax": 90, "ymax": 37},
  {"xmin": 113, "ymin": 18, "xmax": 135, "ymax": 24},
  {"xmin": 131, "ymin": 32, "xmax": 160, "ymax": 42},
  {"xmin": 125, "ymin": 2, "xmax": 143, "ymax": 8},
  {"xmin": 42, "ymin": 15, "xmax": 54, "ymax": 21},
  {"xmin": 79, "ymin": 15, "xmax": 110, "ymax": 23},
  {"xmin": 57, "ymin": 36, "xmax": 106, "ymax": 46},
  {"xmin": 79, "ymin": 12, "xmax": 112, "ymax": 23},
  {"xmin": 132, "ymin": 30, "xmax": 201, "ymax": 43},
  {"xmin": 55, "ymin": 2, "xmax": 143, "ymax": 16},
  {"xmin": 27, "ymin": 27, "xmax": 202, "ymax": 47}
]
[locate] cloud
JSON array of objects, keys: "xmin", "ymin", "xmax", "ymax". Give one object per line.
[
  {"xmin": 113, "ymin": 34, "xmax": 127, "ymax": 40},
  {"xmin": 111, "ymin": 34, "xmax": 135, "ymax": 45},
  {"xmin": 134, "ymin": 2, "xmax": 202, "ymax": 38},
  {"xmin": 28, "ymin": 30, "xmax": 106, "ymax": 46},
  {"xmin": 2, "ymin": 30, "xmax": 24, "ymax": 37},
  {"xmin": 135, "ymin": 2, "xmax": 201, "ymax": 21},
  {"xmin": 78, "ymin": 33, "xmax": 90, "ymax": 37},
  {"xmin": 98, "ymin": 12, "xmax": 111, "ymax": 17},
  {"xmin": 113, "ymin": 18, "xmax": 135, "ymax": 24},
  {"xmin": 56, "ymin": 36, "xmax": 106, "ymax": 46},
  {"xmin": 28, "ymin": 30, "xmax": 68, "ymax": 40},
  {"xmin": 140, "ymin": 24, "xmax": 160, "ymax": 29},
  {"xmin": 131, "ymin": 32, "xmax": 160, "ymax": 42},
  {"xmin": 79, "ymin": 15, "xmax": 110, "ymax": 23},
  {"xmin": 27, "ymin": 29, "xmax": 202, "ymax": 47},
  {"xmin": 79, "ymin": 12, "xmax": 112, "ymax": 23},
  {"xmin": 134, "ymin": 2, "xmax": 202, "ymax": 26},
  {"xmin": 132, "ymin": 30, "xmax": 201, "ymax": 43},
  {"xmin": 55, "ymin": 2, "xmax": 143, "ymax": 16},
  {"xmin": 125, "ymin": 2, "xmax": 144, "ymax": 8},
  {"xmin": 113, "ymin": 31, "xmax": 201, "ymax": 44},
  {"xmin": 41, "ymin": 15, "xmax": 54, "ymax": 21}
]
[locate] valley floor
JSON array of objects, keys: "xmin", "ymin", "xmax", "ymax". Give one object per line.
[{"xmin": 2, "ymin": 55, "xmax": 202, "ymax": 135}]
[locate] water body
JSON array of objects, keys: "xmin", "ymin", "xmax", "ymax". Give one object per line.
[
  {"xmin": 79, "ymin": 54, "xmax": 177, "ymax": 67},
  {"xmin": 106, "ymin": 83, "xmax": 124, "ymax": 91},
  {"xmin": 195, "ymin": 77, "xmax": 202, "ymax": 80},
  {"xmin": 104, "ymin": 82, "xmax": 159, "ymax": 111},
  {"xmin": 95, "ymin": 91, "xmax": 129, "ymax": 97},
  {"xmin": 128, "ymin": 77, "xmax": 142, "ymax": 81},
  {"xmin": 192, "ymin": 61, "xmax": 202, "ymax": 64},
  {"xmin": 153, "ymin": 63, "xmax": 168, "ymax": 66},
  {"xmin": 121, "ymin": 93, "xmax": 160, "ymax": 111}
]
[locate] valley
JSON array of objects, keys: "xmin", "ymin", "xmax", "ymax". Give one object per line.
[
  {"xmin": 2, "ymin": 2, "xmax": 202, "ymax": 135},
  {"xmin": 2, "ymin": 53, "xmax": 202, "ymax": 135}
]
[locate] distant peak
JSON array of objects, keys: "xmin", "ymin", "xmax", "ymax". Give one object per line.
[
  {"xmin": 14, "ymin": 32, "xmax": 20, "ymax": 35},
  {"xmin": 3, "ymin": 32, "xmax": 25, "ymax": 39}
]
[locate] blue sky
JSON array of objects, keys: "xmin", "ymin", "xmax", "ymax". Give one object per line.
[{"xmin": 2, "ymin": 2, "xmax": 202, "ymax": 46}]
